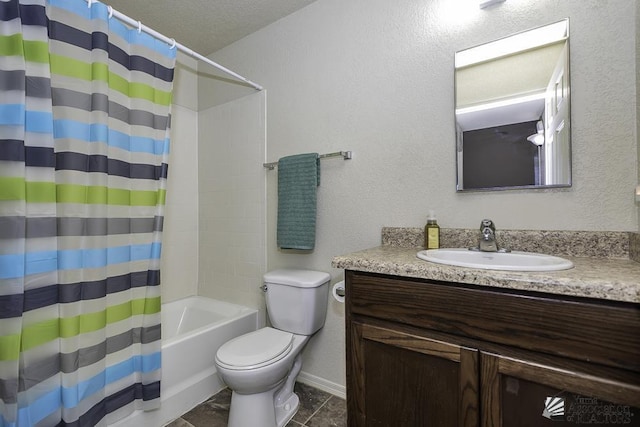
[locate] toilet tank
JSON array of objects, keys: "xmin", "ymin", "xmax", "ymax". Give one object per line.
[{"xmin": 264, "ymin": 269, "xmax": 330, "ymax": 336}]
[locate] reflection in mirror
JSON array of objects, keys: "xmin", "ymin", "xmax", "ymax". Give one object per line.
[{"xmin": 455, "ymin": 19, "xmax": 571, "ymax": 192}]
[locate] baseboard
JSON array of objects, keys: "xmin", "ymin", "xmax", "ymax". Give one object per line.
[{"xmin": 296, "ymin": 371, "xmax": 346, "ymax": 400}]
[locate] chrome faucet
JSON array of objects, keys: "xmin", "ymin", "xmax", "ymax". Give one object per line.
[{"xmin": 473, "ymin": 219, "xmax": 509, "ymax": 252}]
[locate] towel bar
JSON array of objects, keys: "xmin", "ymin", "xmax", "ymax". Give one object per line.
[{"xmin": 263, "ymin": 151, "xmax": 352, "ymax": 170}]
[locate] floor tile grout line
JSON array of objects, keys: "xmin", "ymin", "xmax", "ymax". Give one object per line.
[
  {"xmin": 301, "ymin": 394, "xmax": 334, "ymax": 425},
  {"xmin": 173, "ymin": 417, "xmax": 195, "ymax": 427}
]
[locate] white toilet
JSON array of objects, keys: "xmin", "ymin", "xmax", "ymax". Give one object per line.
[{"xmin": 214, "ymin": 269, "xmax": 331, "ymax": 427}]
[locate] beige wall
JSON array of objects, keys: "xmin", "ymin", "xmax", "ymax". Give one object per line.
[
  {"xmin": 195, "ymin": 0, "xmax": 639, "ymax": 393},
  {"xmin": 161, "ymin": 52, "xmax": 200, "ymax": 303},
  {"xmin": 207, "ymin": 0, "xmax": 639, "ymax": 233}
]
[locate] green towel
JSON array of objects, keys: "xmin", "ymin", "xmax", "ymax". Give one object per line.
[{"xmin": 277, "ymin": 153, "xmax": 320, "ymax": 250}]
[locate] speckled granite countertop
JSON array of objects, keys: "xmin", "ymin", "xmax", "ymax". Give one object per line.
[{"xmin": 332, "ymin": 229, "xmax": 640, "ymax": 304}]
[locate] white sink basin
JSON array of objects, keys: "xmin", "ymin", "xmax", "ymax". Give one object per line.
[{"xmin": 417, "ymin": 248, "xmax": 574, "ymax": 272}]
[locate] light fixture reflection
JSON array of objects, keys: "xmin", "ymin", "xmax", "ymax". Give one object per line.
[
  {"xmin": 527, "ymin": 121, "xmax": 544, "ymax": 146},
  {"xmin": 455, "ymin": 20, "xmax": 568, "ymax": 68}
]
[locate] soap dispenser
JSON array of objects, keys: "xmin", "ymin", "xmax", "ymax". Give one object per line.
[{"xmin": 424, "ymin": 210, "xmax": 440, "ymax": 249}]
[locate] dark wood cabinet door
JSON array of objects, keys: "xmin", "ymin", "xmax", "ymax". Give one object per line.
[
  {"xmin": 481, "ymin": 352, "xmax": 640, "ymax": 427},
  {"xmin": 348, "ymin": 322, "xmax": 479, "ymax": 427}
]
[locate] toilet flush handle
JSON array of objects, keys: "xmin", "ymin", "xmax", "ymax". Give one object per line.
[{"xmin": 260, "ymin": 284, "xmax": 268, "ymax": 292}]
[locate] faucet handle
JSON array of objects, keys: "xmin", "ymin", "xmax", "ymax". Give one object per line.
[{"xmin": 480, "ymin": 219, "xmax": 495, "ymax": 231}]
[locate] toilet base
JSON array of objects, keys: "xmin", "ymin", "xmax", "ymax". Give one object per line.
[
  {"xmin": 275, "ymin": 392, "xmax": 299, "ymax": 427},
  {"xmin": 218, "ymin": 335, "xmax": 310, "ymax": 427},
  {"xmin": 227, "ymin": 355, "xmax": 304, "ymax": 427},
  {"xmin": 274, "ymin": 353, "xmax": 303, "ymax": 426},
  {"xmin": 228, "ymin": 387, "xmax": 276, "ymax": 427},
  {"xmin": 227, "ymin": 387, "xmax": 300, "ymax": 427}
]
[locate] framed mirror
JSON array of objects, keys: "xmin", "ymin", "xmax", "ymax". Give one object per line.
[{"xmin": 455, "ymin": 19, "xmax": 571, "ymax": 192}]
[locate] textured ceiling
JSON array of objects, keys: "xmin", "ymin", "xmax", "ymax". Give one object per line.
[{"xmin": 103, "ymin": 0, "xmax": 318, "ymax": 55}]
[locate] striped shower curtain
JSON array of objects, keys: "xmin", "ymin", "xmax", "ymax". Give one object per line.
[{"xmin": 0, "ymin": 0, "xmax": 176, "ymax": 425}]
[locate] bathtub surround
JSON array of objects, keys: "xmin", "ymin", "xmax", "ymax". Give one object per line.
[
  {"xmin": 197, "ymin": 92, "xmax": 267, "ymax": 317},
  {"xmin": 162, "ymin": 52, "xmax": 200, "ymax": 303},
  {"xmin": 162, "ymin": 57, "xmax": 267, "ymax": 311}
]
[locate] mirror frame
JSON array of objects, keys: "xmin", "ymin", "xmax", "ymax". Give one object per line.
[{"xmin": 454, "ymin": 19, "xmax": 571, "ymax": 192}]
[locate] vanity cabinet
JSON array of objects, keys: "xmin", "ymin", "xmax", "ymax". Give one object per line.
[
  {"xmin": 350, "ymin": 322, "xmax": 479, "ymax": 426},
  {"xmin": 345, "ymin": 270, "xmax": 640, "ymax": 427}
]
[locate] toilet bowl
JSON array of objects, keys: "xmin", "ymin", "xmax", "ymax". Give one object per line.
[
  {"xmin": 214, "ymin": 269, "xmax": 330, "ymax": 427},
  {"xmin": 215, "ymin": 329, "xmax": 309, "ymax": 426}
]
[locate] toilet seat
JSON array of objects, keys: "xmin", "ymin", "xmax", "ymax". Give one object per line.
[{"xmin": 216, "ymin": 327, "xmax": 294, "ymax": 370}]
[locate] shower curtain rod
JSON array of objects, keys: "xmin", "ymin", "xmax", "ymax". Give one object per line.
[{"xmin": 89, "ymin": 0, "xmax": 264, "ymax": 91}]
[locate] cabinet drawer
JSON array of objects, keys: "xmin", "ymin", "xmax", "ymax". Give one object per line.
[{"xmin": 346, "ymin": 271, "xmax": 640, "ymax": 372}]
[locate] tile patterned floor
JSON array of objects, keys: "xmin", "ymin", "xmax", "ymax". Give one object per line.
[{"xmin": 166, "ymin": 382, "xmax": 347, "ymax": 427}]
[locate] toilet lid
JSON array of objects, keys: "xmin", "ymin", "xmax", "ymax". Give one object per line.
[{"xmin": 216, "ymin": 327, "xmax": 294, "ymax": 369}]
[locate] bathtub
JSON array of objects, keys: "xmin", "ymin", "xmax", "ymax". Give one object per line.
[{"xmin": 111, "ymin": 296, "xmax": 259, "ymax": 426}]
